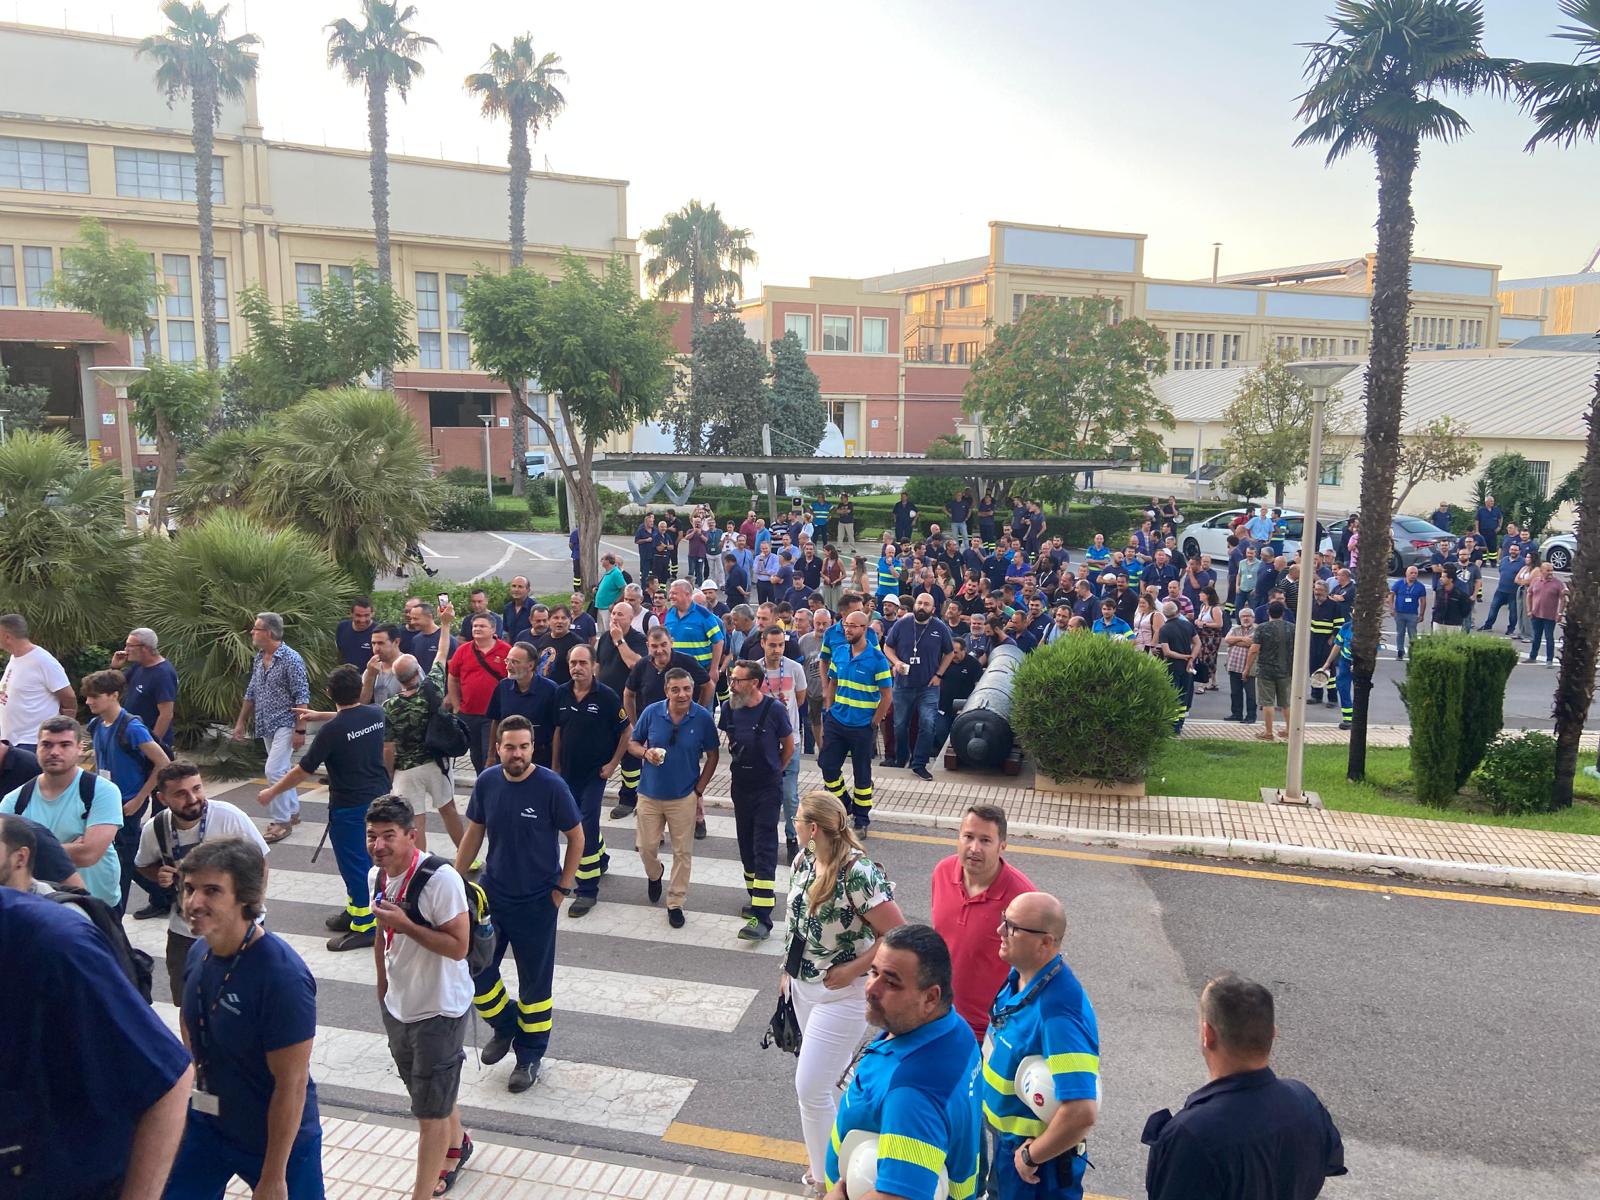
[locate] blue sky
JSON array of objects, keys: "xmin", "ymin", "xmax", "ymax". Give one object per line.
[{"xmin": 15, "ymin": 0, "xmax": 1597, "ymax": 291}]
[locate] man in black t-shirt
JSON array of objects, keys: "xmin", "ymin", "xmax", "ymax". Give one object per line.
[
  {"xmin": 533, "ymin": 605, "xmax": 584, "ymax": 686},
  {"xmin": 552, "ymin": 645, "xmax": 630, "ymax": 917},
  {"xmin": 597, "ymin": 602, "xmax": 648, "ymax": 817},
  {"xmin": 1156, "ymin": 602, "xmax": 1197, "ymax": 734},
  {"xmin": 0, "ymin": 739, "xmax": 41, "ymax": 800},
  {"xmin": 261, "ymin": 663, "xmax": 389, "ymax": 951}
]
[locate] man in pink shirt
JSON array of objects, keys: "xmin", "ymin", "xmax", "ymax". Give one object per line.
[{"xmin": 930, "ymin": 803, "xmax": 1036, "ymax": 1040}]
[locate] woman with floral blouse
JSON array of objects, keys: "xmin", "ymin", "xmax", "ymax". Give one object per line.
[{"xmin": 781, "ymin": 790, "xmax": 904, "ymax": 1197}]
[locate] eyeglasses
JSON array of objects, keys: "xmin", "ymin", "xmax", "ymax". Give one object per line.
[{"xmin": 998, "ymin": 915, "xmax": 1050, "ymax": 936}]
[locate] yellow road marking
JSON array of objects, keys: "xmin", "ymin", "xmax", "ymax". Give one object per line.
[
  {"xmin": 662, "ymin": 1122, "xmax": 1120, "ymax": 1198},
  {"xmin": 869, "ymin": 831, "xmax": 1600, "ymax": 916}
]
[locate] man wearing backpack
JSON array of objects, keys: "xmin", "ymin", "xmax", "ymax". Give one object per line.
[
  {"xmin": 446, "ymin": 613, "xmax": 511, "ymax": 777},
  {"xmin": 83, "ymin": 670, "xmax": 171, "ymax": 917},
  {"xmin": 1, "ymin": 715, "xmax": 123, "ymax": 906},
  {"xmin": 367, "ymin": 794, "xmax": 478, "ymax": 1200},
  {"xmin": 135, "ymin": 761, "xmax": 268, "ymax": 1001},
  {"xmin": 385, "ymin": 620, "xmax": 465, "ymax": 854}
]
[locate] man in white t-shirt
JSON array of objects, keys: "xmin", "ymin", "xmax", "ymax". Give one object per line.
[
  {"xmin": 754, "ymin": 624, "xmax": 807, "ymax": 864},
  {"xmin": 0, "ymin": 614, "xmax": 75, "ymax": 751},
  {"xmin": 134, "ymin": 760, "xmax": 270, "ymax": 1000},
  {"xmin": 367, "ymin": 795, "xmax": 476, "ymax": 1199}
]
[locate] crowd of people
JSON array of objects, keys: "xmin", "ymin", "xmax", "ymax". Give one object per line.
[{"xmin": 5, "ymin": 478, "xmax": 1533, "ymax": 1200}]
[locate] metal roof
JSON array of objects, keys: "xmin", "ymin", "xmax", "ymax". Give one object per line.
[
  {"xmin": 1154, "ymin": 351, "xmax": 1598, "ymax": 441},
  {"xmin": 1499, "ymin": 271, "xmax": 1600, "ymax": 291},
  {"xmin": 1207, "ymin": 257, "xmax": 1365, "ymax": 286},
  {"xmin": 1512, "ymin": 333, "xmax": 1600, "ymax": 352},
  {"xmin": 859, "ymin": 257, "xmax": 991, "ymax": 294},
  {"xmin": 594, "ymin": 452, "xmax": 1106, "ymax": 478}
]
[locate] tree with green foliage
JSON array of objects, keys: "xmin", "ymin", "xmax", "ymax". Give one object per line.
[
  {"xmin": 768, "ymin": 329, "xmax": 827, "ymax": 492},
  {"xmin": 138, "ymin": 2, "xmax": 258, "ymax": 370},
  {"xmin": 130, "ymin": 510, "xmax": 352, "ymax": 729},
  {"xmin": 224, "ymin": 262, "xmax": 414, "ymax": 422},
  {"xmin": 463, "ymin": 256, "xmax": 676, "ymax": 592},
  {"xmin": 1394, "ymin": 414, "xmax": 1481, "ymax": 508},
  {"xmin": 128, "ymin": 358, "xmax": 220, "ymax": 529},
  {"xmin": 905, "ymin": 434, "xmax": 967, "ymax": 515},
  {"xmin": 0, "ymin": 360, "xmax": 50, "ymax": 435},
  {"xmin": 1518, "ymin": 1, "xmax": 1600, "ymax": 807},
  {"xmin": 689, "ymin": 304, "xmax": 771, "ymax": 491},
  {"xmin": 1296, "ymin": 0, "xmax": 1514, "ymax": 782},
  {"xmin": 169, "ymin": 427, "xmax": 268, "ymax": 522},
  {"xmin": 0, "ymin": 431, "xmax": 137, "ymax": 654},
  {"xmin": 464, "ymin": 34, "xmax": 567, "ymax": 498},
  {"xmin": 1471, "ymin": 451, "xmax": 1573, "ymax": 536},
  {"xmin": 1219, "ymin": 350, "xmax": 1348, "ymax": 505},
  {"xmin": 963, "ymin": 296, "xmax": 1170, "ymax": 506}
]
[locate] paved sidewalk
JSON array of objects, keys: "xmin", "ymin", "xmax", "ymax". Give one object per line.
[{"xmin": 1176, "ymin": 719, "xmax": 1600, "ymax": 748}]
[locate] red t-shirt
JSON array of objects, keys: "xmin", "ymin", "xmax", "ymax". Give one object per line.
[
  {"xmin": 448, "ymin": 639, "xmax": 510, "ymax": 715},
  {"xmin": 930, "ymin": 853, "xmax": 1037, "ymax": 1040}
]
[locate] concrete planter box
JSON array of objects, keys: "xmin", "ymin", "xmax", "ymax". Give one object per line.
[{"xmin": 1033, "ymin": 774, "xmax": 1147, "ymax": 798}]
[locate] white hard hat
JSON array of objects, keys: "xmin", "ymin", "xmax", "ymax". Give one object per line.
[
  {"xmin": 841, "ymin": 1129, "xmax": 949, "ymax": 1200},
  {"xmin": 1015, "ymin": 1055, "xmax": 1061, "ymax": 1124}
]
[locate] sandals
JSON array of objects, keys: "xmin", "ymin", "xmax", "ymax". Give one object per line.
[
  {"xmin": 1253, "ymin": 731, "xmax": 1277, "ymax": 742},
  {"xmin": 435, "ymin": 1131, "xmax": 473, "ymax": 1196},
  {"xmin": 263, "ymin": 822, "xmax": 293, "ymax": 844}
]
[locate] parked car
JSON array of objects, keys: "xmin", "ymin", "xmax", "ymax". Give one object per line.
[
  {"xmin": 1181, "ymin": 508, "xmax": 1312, "ymax": 563},
  {"xmin": 521, "ymin": 451, "xmax": 549, "ymax": 480},
  {"xmin": 1324, "ymin": 515, "xmax": 1456, "ymax": 575},
  {"xmin": 1542, "ymin": 533, "xmax": 1575, "ymax": 572}
]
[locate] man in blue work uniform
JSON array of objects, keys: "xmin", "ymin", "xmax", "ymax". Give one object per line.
[
  {"xmin": 503, "ymin": 576, "xmax": 536, "ymax": 644},
  {"xmin": 718, "ymin": 658, "xmax": 794, "ymax": 942},
  {"xmin": 1318, "ymin": 620, "xmax": 1355, "ymax": 731},
  {"xmin": 982, "ymin": 892, "xmax": 1100, "ymax": 1200},
  {"xmin": 1475, "ymin": 492, "xmax": 1503, "ymax": 567},
  {"xmin": 892, "ymin": 491, "xmax": 919, "ymax": 543},
  {"xmin": 819, "ymin": 593, "xmax": 880, "ymax": 671},
  {"xmin": 823, "ymin": 924, "xmax": 982, "ymax": 1200},
  {"xmin": 883, "ymin": 592, "xmax": 954, "ymax": 780},
  {"xmin": 455, "ymin": 715, "xmax": 583, "ymax": 1093},
  {"xmin": 487, "ymin": 642, "xmax": 560, "ymax": 767},
  {"xmin": 551, "ymin": 644, "xmax": 629, "ymax": 918},
  {"xmin": 664, "ymin": 578, "xmax": 726, "ymax": 705},
  {"xmin": 1304, "ymin": 580, "xmax": 1344, "ymax": 710},
  {"xmin": 819, "ymin": 611, "xmax": 893, "ymax": 833},
  {"xmin": 1142, "ymin": 974, "xmax": 1345, "ymax": 1200}
]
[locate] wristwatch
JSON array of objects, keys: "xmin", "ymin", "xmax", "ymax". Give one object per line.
[
  {"xmin": 553, "ymin": 884, "xmax": 574, "ymax": 897},
  {"xmin": 1020, "ymin": 1142, "xmax": 1038, "ymax": 1169}
]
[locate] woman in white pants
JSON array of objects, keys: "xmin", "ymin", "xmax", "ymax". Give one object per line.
[{"xmin": 781, "ymin": 791, "xmax": 905, "ymax": 1197}]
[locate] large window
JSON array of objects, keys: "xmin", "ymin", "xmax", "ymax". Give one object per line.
[
  {"xmin": 1527, "ymin": 460, "xmax": 1550, "ymax": 498},
  {"xmin": 446, "ymin": 274, "xmax": 470, "ymax": 369},
  {"xmin": 212, "ymin": 257, "xmax": 231, "ymax": 364},
  {"xmin": 0, "ymin": 246, "xmax": 16, "ymax": 306},
  {"xmin": 295, "ymin": 263, "xmax": 322, "ymax": 315},
  {"xmin": 783, "ymin": 312, "xmax": 812, "ymax": 347},
  {"xmin": 162, "ymin": 253, "xmax": 196, "ymax": 362},
  {"xmin": 862, "ymin": 317, "xmax": 888, "ymax": 354},
  {"xmin": 0, "ymin": 136, "xmax": 90, "ymax": 193},
  {"xmin": 822, "ymin": 315, "xmax": 853, "ymax": 352},
  {"xmin": 22, "ymin": 246, "xmax": 53, "ymax": 306},
  {"xmin": 114, "ymin": 147, "xmax": 223, "ymax": 202},
  {"xmin": 1172, "ymin": 331, "xmax": 1215, "ymax": 371},
  {"xmin": 1140, "ymin": 455, "xmax": 1162, "ymax": 474},
  {"xmin": 1319, "ymin": 458, "xmax": 1344, "ymax": 487},
  {"xmin": 416, "ymin": 272, "xmax": 442, "ymax": 368},
  {"xmin": 1168, "ymin": 447, "xmax": 1194, "ymax": 477},
  {"xmin": 329, "ymin": 264, "xmax": 355, "ymax": 290}
]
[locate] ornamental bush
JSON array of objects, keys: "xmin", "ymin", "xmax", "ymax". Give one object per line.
[
  {"xmin": 1404, "ymin": 637, "xmax": 1467, "ymax": 808},
  {"xmin": 1453, "ymin": 635, "xmax": 1520, "ymax": 787},
  {"xmin": 1473, "ymin": 731, "xmax": 1558, "ymax": 815},
  {"xmin": 434, "ymin": 484, "xmax": 500, "ymax": 532},
  {"xmin": 1011, "ymin": 634, "xmax": 1181, "ymax": 785}
]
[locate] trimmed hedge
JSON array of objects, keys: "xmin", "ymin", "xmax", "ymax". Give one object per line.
[
  {"xmin": 1454, "ymin": 635, "xmax": 1520, "ymax": 787},
  {"xmin": 1011, "ymin": 634, "xmax": 1181, "ymax": 784},
  {"xmin": 1474, "ymin": 731, "xmax": 1558, "ymax": 815},
  {"xmin": 1405, "ymin": 638, "xmax": 1467, "ymax": 808}
]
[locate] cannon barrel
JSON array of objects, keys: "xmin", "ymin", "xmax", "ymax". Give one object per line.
[{"xmin": 949, "ymin": 643, "xmax": 1026, "ymax": 768}]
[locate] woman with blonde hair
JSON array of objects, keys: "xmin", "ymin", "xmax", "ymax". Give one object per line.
[{"xmin": 782, "ymin": 790, "xmax": 904, "ymax": 1197}]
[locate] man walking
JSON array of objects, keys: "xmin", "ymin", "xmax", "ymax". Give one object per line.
[
  {"xmin": 552, "ymin": 644, "xmax": 629, "ymax": 918},
  {"xmin": 819, "ymin": 611, "xmax": 893, "ymax": 833},
  {"xmin": 624, "ymin": 627, "xmax": 712, "ymax": 836},
  {"xmin": 336, "ymin": 596, "xmax": 377, "ymax": 668},
  {"xmin": 627, "ymin": 668, "xmax": 719, "ymax": 929},
  {"xmin": 755, "ymin": 623, "xmax": 808, "ymax": 863},
  {"xmin": 665, "ymin": 578, "xmax": 727, "ymax": 703},
  {"xmin": 455, "ymin": 715, "xmax": 584, "ymax": 1093},
  {"xmin": 487, "ymin": 641, "xmax": 559, "ymax": 768},
  {"xmin": 231, "ymin": 612, "xmax": 310, "ymax": 844},
  {"xmin": 1142, "ymin": 974, "xmax": 1345, "ymax": 1199},
  {"xmin": 883, "ymin": 591, "xmax": 954, "ymax": 781},
  {"xmin": 0, "ymin": 613, "xmax": 75, "ymax": 752},
  {"xmin": 382, "ymin": 608, "xmax": 459, "ymax": 851},
  {"xmin": 82, "ymin": 669, "xmax": 169, "ymax": 917},
  {"xmin": 1, "ymin": 716, "xmax": 123, "ymax": 906},
  {"xmin": 503, "ymin": 575, "xmax": 535, "ymax": 644},
  {"xmin": 112, "ymin": 626, "xmax": 178, "ymax": 753},
  {"xmin": 1157, "ymin": 601, "xmax": 1197, "ymax": 734},
  {"xmin": 719, "ymin": 658, "xmax": 793, "ymax": 942},
  {"xmin": 598, "ymin": 602, "xmax": 647, "ymax": 820},
  {"xmin": 1246, "ymin": 601, "xmax": 1295, "ymax": 743}
]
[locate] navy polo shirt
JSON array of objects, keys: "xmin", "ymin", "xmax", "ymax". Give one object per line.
[
  {"xmin": 465, "ymin": 764, "xmax": 582, "ymax": 900},
  {"xmin": 554, "ymin": 681, "xmax": 628, "ymax": 783},
  {"xmin": 1142, "ymin": 1067, "xmax": 1345, "ymax": 1200},
  {"xmin": 503, "ymin": 599, "xmax": 535, "ymax": 644},
  {"xmin": 121, "ymin": 659, "xmax": 179, "ymax": 751},
  {"xmin": 409, "ymin": 628, "xmax": 445, "ymax": 674},
  {"xmin": 486, "ymin": 674, "xmax": 560, "ymax": 765},
  {"xmin": 885, "ymin": 616, "xmax": 954, "ymax": 689},
  {"xmin": 335, "ymin": 618, "xmax": 375, "ymax": 667}
]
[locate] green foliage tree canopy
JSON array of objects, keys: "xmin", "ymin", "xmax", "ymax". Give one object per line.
[
  {"xmin": 42, "ymin": 217, "xmax": 162, "ymax": 348},
  {"xmin": 1219, "ymin": 350, "xmax": 1347, "ymax": 506},
  {"xmin": 768, "ymin": 329, "xmax": 827, "ymax": 456},
  {"xmin": 692, "ymin": 304, "xmax": 771, "ymax": 457}
]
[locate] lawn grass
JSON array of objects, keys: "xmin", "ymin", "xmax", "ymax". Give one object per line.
[
  {"xmin": 1146, "ymin": 739, "xmax": 1600, "ymax": 836},
  {"xmin": 489, "ymin": 494, "xmax": 562, "ymax": 531}
]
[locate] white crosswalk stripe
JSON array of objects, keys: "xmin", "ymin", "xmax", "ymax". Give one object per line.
[
  {"xmin": 150, "ymin": 1003, "xmax": 696, "ymax": 1137},
  {"xmin": 124, "ymin": 921, "xmax": 759, "ymax": 1032},
  {"xmin": 273, "ymin": 808, "xmax": 764, "ymax": 851}
]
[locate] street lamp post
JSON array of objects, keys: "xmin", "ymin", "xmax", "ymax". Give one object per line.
[
  {"xmin": 477, "ymin": 413, "xmax": 494, "ymax": 507},
  {"xmin": 1277, "ymin": 360, "xmax": 1353, "ymax": 805},
  {"xmin": 1193, "ymin": 420, "xmax": 1207, "ymax": 502},
  {"xmin": 87, "ymin": 364, "xmax": 149, "ymax": 533}
]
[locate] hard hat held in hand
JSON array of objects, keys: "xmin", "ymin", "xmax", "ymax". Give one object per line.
[
  {"xmin": 841, "ymin": 1130, "xmax": 949, "ymax": 1200},
  {"xmin": 1015, "ymin": 1055, "xmax": 1061, "ymax": 1123}
]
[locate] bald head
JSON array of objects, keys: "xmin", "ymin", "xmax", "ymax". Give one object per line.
[
  {"xmin": 999, "ymin": 891, "xmax": 1067, "ymax": 975},
  {"xmin": 393, "ymin": 654, "xmax": 422, "ymax": 688},
  {"xmin": 1012, "ymin": 892, "xmax": 1066, "ymax": 940}
]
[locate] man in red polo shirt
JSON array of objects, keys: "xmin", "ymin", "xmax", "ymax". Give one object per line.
[
  {"xmin": 445, "ymin": 613, "xmax": 511, "ymax": 777},
  {"xmin": 930, "ymin": 803, "xmax": 1035, "ymax": 1040}
]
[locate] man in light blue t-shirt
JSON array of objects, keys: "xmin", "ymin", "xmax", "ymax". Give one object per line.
[{"xmin": 0, "ymin": 716, "xmax": 123, "ymax": 906}]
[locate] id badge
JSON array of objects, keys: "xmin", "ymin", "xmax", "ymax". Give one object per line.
[
  {"xmin": 982, "ymin": 1029, "xmax": 995, "ymax": 1062},
  {"xmin": 191, "ymin": 1089, "xmax": 221, "ymax": 1115}
]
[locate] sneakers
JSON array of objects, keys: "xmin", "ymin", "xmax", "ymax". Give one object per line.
[
  {"xmin": 480, "ymin": 1033, "xmax": 513, "ymax": 1065},
  {"xmin": 694, "ymin": 819, "xmax": 708, "ymax": 840},
  {"xmin": 1338, "ymin": 720, "xmax": 1352, "ymax": 730},
  {"xmin": 647, "ymin": 869, "xmax": 664, "ymax": 904},
  {"xmin": 610, "ymin": 802, "xmax": 635, "ymax": 820},
  {"xmin": 508, "ymin": 1061, "xmax": 540, "ymax": 1094},
  {"xmin": 667, "ymin": 907, "xmax": 686, "ymax": 929},
  {"xmin": 737, "ymin": 918, "xmax": 771, "ymax": 942},
  {"xmin": 132, "ymin": 903, "xmax": 170, "ymax": 921},
  {"xmin": 324, "ymin": 910, "xmax": 353, "ymax": 932},
  {"xmin": 740, "ymin": 903, "xmax": 757, "ymax": 921},
  {"xmin": 567, "ymin": 895, "xmax": 597, "ymax": 918},
  {"xmin": 326, "ymin": 928, "xmax": 375, "ymax": 952},
  {"xmin": 911, "ymin": 765, "xmax": 933, "ymax": 781}
]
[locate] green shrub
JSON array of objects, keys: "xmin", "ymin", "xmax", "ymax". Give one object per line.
[
  {"xmin": 526, "ymin": 477, "xmax": 553, "ymax": 518},
  {"xmin": 1404, "ymin": 637, "xmax": 1467, "ymax": 807},
  {"xmin": 1473, "ymin": 731, "xmax": 1558, "ymax": 815},
  {"xmin": 434, "ymin": 485, "xmax": 499, "ymax": 531},
  {"xmin": 1453, "ymin": 635, "xmax": 1519, "ymax": 787},
  {"xmin": 440, "ymin": 466, "xmax": 482, "ymax": 488},
  {"xmin": 1011, "ymin": 634, "xmax": 1181, "ymax": 784}
]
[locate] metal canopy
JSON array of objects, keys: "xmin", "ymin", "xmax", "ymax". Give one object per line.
[{"xmin": 592, "ymin": 453, "xmax": 1108, "ymax": 478}]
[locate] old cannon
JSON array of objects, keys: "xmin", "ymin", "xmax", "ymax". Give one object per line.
[{"xmin": 944, "ymin": 643, "xmax": 1026, "ymax": 773}]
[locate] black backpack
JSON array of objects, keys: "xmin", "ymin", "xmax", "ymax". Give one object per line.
[
  {"xmin": 48, "ymin": 887, "xmax": 156, "ymax": 1004},
  {"xmin": 400, "ymin": 854, "xmax": 496, "ymax": 975},
  {"xmin": 420, "ymin": 677, "xmax": 471, "ymax": 765},
  {"xmin": 13, "ymin": 771, "xmax": 97, "ymax": 820}
]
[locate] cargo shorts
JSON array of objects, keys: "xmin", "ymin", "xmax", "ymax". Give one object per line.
[{"xmin": 382, "ymin": 1008, "xmax": 468, "ymax": 1119}]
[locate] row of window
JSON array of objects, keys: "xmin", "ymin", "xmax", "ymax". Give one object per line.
[
  {"xmin": 781, "ymin": 312, "xmax": 890, "ymax": 355},
  {"xmin": 1172, "ymin": 331, "xmax": 1243, "ymax": 371},
  {"xmin": 1136, "ymin": 447, "xmax": 1344, "ymax": 486},
  {"xmin": 131, "ymin": 253, "xmax": 232, "ymax": 365},
  {"xmin": 1274, "ymin": 334, "xmax": 1363, "ymax": 359},
  {"xmin": 0, "ymin": 136, "xmax": 224, "ymax": 203},
  {"xmin": 903, "ymin": 341, "xmax": 982, "ymax": 364},
  {"xmin": 906, "ymin": 282, "xmax": 987, "ymax": 315},
  {"xmin": 0, "ymin": 245, "xmax": 56, "ymax": 306},
  {"xmin": 1410, "ymin": 315, "xmax": 1484, "ymax": 351}
]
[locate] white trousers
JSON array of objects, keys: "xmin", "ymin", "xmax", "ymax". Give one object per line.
[
  {"xmin": 264, "ymin": 726, "xmax": 299, "ymax": 823},
  {"xmin": 790, "ymin": 974, "xmax": 868, "ymax": 1184}
]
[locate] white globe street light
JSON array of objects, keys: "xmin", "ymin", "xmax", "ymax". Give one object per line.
[{"xmin": 87, "ymin": 364, "xmax": 150, "ymax": 533}]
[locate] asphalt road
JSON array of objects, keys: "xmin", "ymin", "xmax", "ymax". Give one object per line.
[{"xmin": 194, "ymin": 776, "xmax": 1600, "ymax": 1200}]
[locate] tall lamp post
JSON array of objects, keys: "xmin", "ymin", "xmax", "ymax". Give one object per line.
[
  {"xmin": 87, "ymin": 364, "xmax": 149, "ymax": 533},
  {"xmin": 477, "ymin": 413, "xmax": 494, "ymax": 507},
  {"xmin": 1276, "ymin": 360, "xmax": 1354, "ymax": 805}
]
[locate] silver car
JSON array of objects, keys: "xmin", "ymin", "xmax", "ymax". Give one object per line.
[{"xmin": 1542, "ymin": 533, "xmax": 1576, "ymax": 572}]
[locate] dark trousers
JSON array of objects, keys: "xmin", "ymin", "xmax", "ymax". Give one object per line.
[
  {"xmin": 731, "ymin": 772, "xmax": 781, "ymax": 925},
  {"xmin": 1228, "ymin": 671, "xmax": 1257, "ymax": 722},
  {"xmin": 818, "ymin": 714, "xmax": 875, "ymax": 828},
  {"xmin": 474, "ymin": 890, "xmax": 558, "ymax": 1066},
  {"xmin": 1529, "ymin": 616, "xmax": 1558, "ymax": 662},
  {"xmin": 615, "ymin": 751, "xmax": 640, "ymax": 809},
  {"xmin": 1308, "ymin": 634, "xmax": 1332, "ymax": 702},
  {"xmin": 1168, "ymin": 664, "xmax": 1194, "ymax": 733},
  {"xmin": 328, "ymin": 803, "xmax": 375, "ymax": 932},
  {"xmin": 690, "ymin": 555, "xmax": 709, "ymax": 585},
  {"xmin": 462, "ymin": 713, "xmax": 491, "ymax": 776},
  {"xmin": 165, "ymin": 1115, "xmax": 324, "ymax": 1200},
  {"xmin": 114, "ymin": 805, "xmax": 167, "ymax": 917},
  {"xmin": 756, "ymin": 580, "xmax": 774, "ymax": 604},
  {"xmin": 567, "ymin": 774, "xmax": 610, "ymax": 899},
  {"xmin": 1482, "ymin": 589, "xmax": 1518, "ymax": 632},
  {"xmin": 165, "ymin": 929, "xmax": 197, "ymax": 1002},
  {"xmin": 892, "ymin": 684, "xmax": 940, "ymax": 769}
]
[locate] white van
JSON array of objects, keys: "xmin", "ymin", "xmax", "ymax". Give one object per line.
[{"xmin": 521, "ymin": 451, "xmax": 549, "ymax": 480}]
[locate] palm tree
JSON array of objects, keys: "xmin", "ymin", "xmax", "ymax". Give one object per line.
[
  {"xmin": 465, "ymin": 34, "xmax": 567, "ymax": 496},
  {"xmin": 169, "ymin": 426, "xmax": 271, "ymax": 523},
  {"xmin": 326, "ymin": 1, "xmax": 435, "ymax": 382},
  {"xmin": 138, "ymin": 2, "xmax": 258, "ymax": 372},
  {"xmin": 1518, "ymin": 0, "xmax": 1600, "ymax": 807},
  {"xmin": 641, "ymin": 201, "xmax": 757, "ymax": 460},
  {"xmin": 1296, "ymin": 0, "xmax": 1513, "ymax": 781}
]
